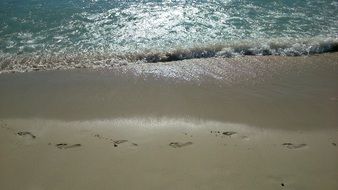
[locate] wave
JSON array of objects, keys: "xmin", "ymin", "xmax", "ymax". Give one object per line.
[
  {"xmin": 131, "ymin": 37, "xmax": 338, "ymax": 62},
  {"xmin": 0, "ymin": 37, "xmax": 337, "ymax": 73}
]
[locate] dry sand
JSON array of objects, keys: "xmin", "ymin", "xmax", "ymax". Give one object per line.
[
  {"xmin": 0, "ymin": 53, "xmax": 338, "ymax": 189},
  {"xmin": 0, "ymin": 119, "xmax": 337, "ymax": 190}
]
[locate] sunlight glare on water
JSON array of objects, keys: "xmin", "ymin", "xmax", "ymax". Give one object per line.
[{"xmin": 0, "ymin": 0, "xmax": 337, "ymax": 73}]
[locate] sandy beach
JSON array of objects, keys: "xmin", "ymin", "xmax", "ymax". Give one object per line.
[
  {"xmin": 0, "ymin": 53, "xmax": 338, "ymax": 190},
  {"xmin": 1, "ymin": 118, "xmax": 337, "ymax": 190}
]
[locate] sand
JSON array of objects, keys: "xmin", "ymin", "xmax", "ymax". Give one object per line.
[
  {"xmin": 0, "ymin": 53, "xmax": 338, "ymax": 189},
  {"xmin": 0, "ymin": 119, "xmax": 337, "ymax": 190}
]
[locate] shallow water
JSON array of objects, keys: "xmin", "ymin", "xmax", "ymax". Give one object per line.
[{"xmin": 0, "ymin": 0, "xmax": 337, "ymax": 72}]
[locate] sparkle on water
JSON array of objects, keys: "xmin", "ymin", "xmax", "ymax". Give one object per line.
[{"xmin": 0, "ymin": 0, "xmax": 337, "ymax": 55}]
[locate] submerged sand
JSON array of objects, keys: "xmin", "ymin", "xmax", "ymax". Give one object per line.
[{"xmin": 0, "ymin": 53, "xmax": 338, "ymax": 189}]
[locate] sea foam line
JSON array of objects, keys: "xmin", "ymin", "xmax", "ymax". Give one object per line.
[{"xmin": 0, "ymin": 37, "xmax": 337, "ymax": 73}]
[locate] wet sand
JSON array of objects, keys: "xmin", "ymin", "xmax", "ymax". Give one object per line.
[{"xmin": 0, "ymin": 53, "xmax": 338, "ymax": 189}]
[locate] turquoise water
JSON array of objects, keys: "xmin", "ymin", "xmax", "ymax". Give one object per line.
[{"xmin": 0, "ymin": 0, "xmax": 337, "ymax": 66}]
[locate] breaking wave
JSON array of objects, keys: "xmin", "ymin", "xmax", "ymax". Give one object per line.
[
  {"xmin": 0, "ymin": 37, "xmax": 337, "ymax": 73},
  {"xmin": 132, "ymin": 37, "xmax": 338, "ymax": 62}
]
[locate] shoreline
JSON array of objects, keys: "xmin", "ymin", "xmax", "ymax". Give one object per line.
[
  {"xmin": 0, "ymin": 51, "xmax": 338, "ymax": 74},
  {"xmin": 0, "ymin": 53, "xmax": 337, "ymax": 189}
]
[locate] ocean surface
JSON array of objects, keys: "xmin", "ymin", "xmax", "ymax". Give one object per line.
[{"xmin": 0, "ymin": 0, "xmax": 337, "ymax": 72}]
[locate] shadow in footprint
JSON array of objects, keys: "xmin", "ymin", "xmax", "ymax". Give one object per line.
[
  {"xmin": 113, "ymin": 140, "xmax": 128, "ymax": 147},
  {"xmin": 17, "ymin": 131, "xmax": 36, "ymax": 139},
  {"xmin": 56, "ymin": 143, "xmax": 81, "ymax": 149},
  {"xmin": 282, "ymin": 143, "xmax": 307, "ymax": 149},
  {"xmin": 169, "ymin": 142, "xmax": 193, "ymax": 148},
  {"xmin": 223, "ymin": 131, "xmax": 237, "ymax": 137}
]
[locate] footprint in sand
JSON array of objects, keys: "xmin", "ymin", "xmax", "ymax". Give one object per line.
[
  {"xmin": 1, "ymin": 124, "xmax": 37, "ymax": 141},
  {"xmin": 282, "ymin": 143, "xmax": 307, "ymax": 149},
  {"xmin": 169, "ymin": 142, "xmax": 193, "ymax": 148},
  {"xmin": 113, "ymin": 140, "xmax": 128, "ymax": 147},
  {"xmin": 94, "ymin": 134, "xmax": 112, "ymax": 141},
  {"xmin": 55, "ymin": 143, "xmax": 82, "ymax": 149},
  {"xmin": 94, "ymin": 133, "xmax": 137, "ymax": 147},
  {"xmin": 0, "ymin": 122, "xmax": 9, "ymax": 130},
  {"xmin": 210, "ymin": 130, "xmax": 237, "ymax": 138},
  {"xmin": 131, "ymin": 143, "xmax": 138, "ymax": 146},
  {"xmin": 222, "ymin": 131, "xmax": 237, "ymax": 137},
  {"xmin": 17, "ymin": 131, "xmax": 36, "ymax": 139},
  {"xmin": 0, "ymin": 122, "xmax": 16, "ymax": 133},
  {"xmin": 94, "ymin": 134, "xmax": 102, "ymax": 139}
]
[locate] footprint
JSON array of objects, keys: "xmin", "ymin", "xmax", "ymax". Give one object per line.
[
  {"xmin": 56, "ymin": 143, "xmax": 81, "ymax": 149},
  {"xmin": 210, "ymin": 130, "xmax": 237, "ymax": 137},
  {"xmin": 113, "ymin": 140, "xmax": 128, "ymax": 147},
  {"xmin": 94, "ymin": 134, "xmax": 136, "ymax": 148},
  {"xmin": 94, "ymin": 134, "xmax": 102, "ymax": 139},
  {"xmin": 17, "ymin": 131, "xmax": 36, "ymax": 139},
  {"xmin": 0, "ymin": 122, "xmax": 9, "ymax": 130},
  {"xmin": 0, "ymin": 122, "xmax": 15, "ymax": 132},
  {"xmin": 282, "ymin": 143, "xmax": 307, "ymax": 149},
  {"xmin": 169, "ymin": 142, "xmax": 193, "ymax": 148},
  {"xmin": 210, "ymin": 130, "xmax": 221, "ymax": 134},
  {"xmin": 94, "ymin": 134, "xmax": 111, "ymax": 141},
  {"xmin": 222, "ymin": 131, "xmax": 237, "ymax": 137}
]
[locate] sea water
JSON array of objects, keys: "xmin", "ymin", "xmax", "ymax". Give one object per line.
[{"xmin": 0, "ymin": 0, "xmax": 337, "ymax": 71}]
